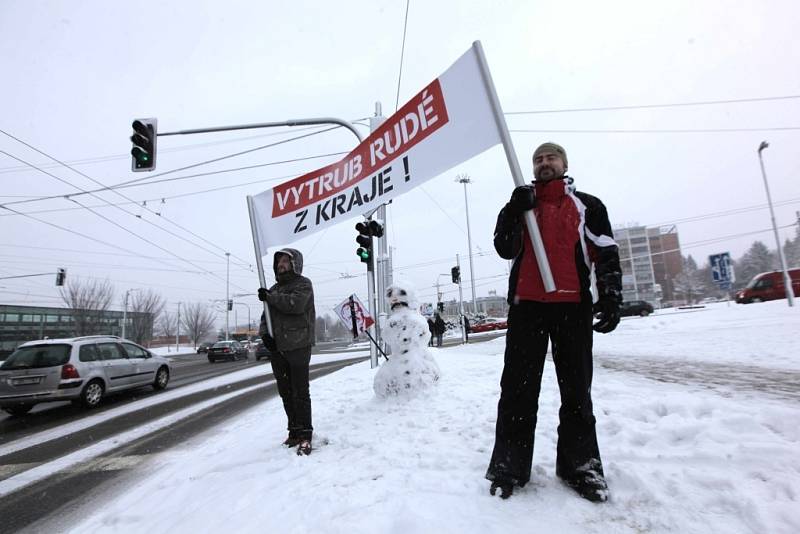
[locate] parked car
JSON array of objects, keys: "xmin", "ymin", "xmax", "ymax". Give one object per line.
[
  {"xmin": 196, "ymin": 342, "xmax": 212, "ymax": 354},
  {"xmin": 255, "ymin": 343, "xmax": 271, "ymax": 361},
  {"xmin": 736, "ymin": 268, "xmax": 800, "ymax": 304},
  {"xmin": 620, "ymin": 300, "xmax": 654, "ymax": 317},
  {"xmin": 0, "ymin": 335, "xmax": 171, "ymax": 416},
  {"xmin": 470, "ymin": 319, "xmax": 508, "ymax": 333},
  {"xmin": 207, "ymin": 340, "xmax": 248, "ymax": 363}
]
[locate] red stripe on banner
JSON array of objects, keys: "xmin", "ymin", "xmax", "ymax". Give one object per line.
[{"xmin": 271, "ymin": 79, "xmax": 450, "ymax": 217}]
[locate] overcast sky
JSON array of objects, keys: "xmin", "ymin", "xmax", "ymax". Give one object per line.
[{"xmin": 1, "ymin": 0, "xmax": 798, "ymax": 325}]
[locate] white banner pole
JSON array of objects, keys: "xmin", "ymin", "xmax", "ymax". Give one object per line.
[
  {"xmin": 471, "ymin": 40, "xmax": 556, "ymax": 293},
  {"xmin": 247, "ymin": 195, "xmax": 274, "ymax": 336}
]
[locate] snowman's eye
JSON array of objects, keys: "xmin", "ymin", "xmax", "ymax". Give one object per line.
[{"xmin": 399, "ymin": 289, "xmax": 407, "ymax": 296}]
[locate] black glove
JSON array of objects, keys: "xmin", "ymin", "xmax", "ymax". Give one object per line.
[
  {"xmin": 257, "ymin": 287, "xmax": 269, "ymax": 302},
  {"xmin": 506, "ymin": 185, "xmax": 535, "ymax": 215},
  {"xmin": 261, "ymin": 333, "xmax": 277, "ymax": 352},
  {"xmin": 592, "ymin": 294, "xmax": 621, "ymax": 334}
]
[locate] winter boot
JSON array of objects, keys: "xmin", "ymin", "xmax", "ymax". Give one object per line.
[
  {"xmin": 296, "ymin": 439, "xmax": 312, "ymax": 456},
  {"xmin": 283, "ymin": 435, "xmax": 301, "ymax": 447},
  {"xmin": 558, "ymin": 460, "xmax": 609, "ymax": 503},
  {"xmin": 489, "ymin": 480, "xmax": 514, "ymax": 500}
]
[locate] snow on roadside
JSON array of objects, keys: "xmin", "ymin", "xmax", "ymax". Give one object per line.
[
  {"xmin": 70, "ymin": 303, "xmax": 800, "ymax": 534},
  {"xmin": 0, "ymin": 351, "xmax": 367, "ymax": 457}
]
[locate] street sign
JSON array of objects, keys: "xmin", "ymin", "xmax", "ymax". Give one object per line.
[{"xmin": 709, "ymin": 252, "xmax": 735, "ymax": 285}]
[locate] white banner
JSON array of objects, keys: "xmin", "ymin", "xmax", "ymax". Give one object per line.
[{"xmin": 250, "ymin": 44, "xmax": 502, "ymax": 251}]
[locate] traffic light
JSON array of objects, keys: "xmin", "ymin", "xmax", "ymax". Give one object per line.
[
  {"xmin": 227, "ymin": 299, "xmax": 233, "ymax": 311},
  {"xmin": 355, "ymin": 222, "xmax": 373, "ymax": 265},
  {"xmin": 437, "ymin": 302, "xmax": 444, "ymax": 312},
  {"xmin": 355, "ymin": 220, "xmax": 384, "ymax": 268},
  {"xmin": 451, "ymin": 266, "xmax": 460, "ymax": 284},
  {"xmin": 130, "ymin": 118, "xmax": 158, "ymax": 171},
  {"xmin": 55, "ymin": 268, "xmax": 66, "ymax": 286}
]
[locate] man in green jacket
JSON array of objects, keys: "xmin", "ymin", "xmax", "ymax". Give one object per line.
[{"xmin": 258, "ymin": 247, "xmax": 316, "ymax": 455}]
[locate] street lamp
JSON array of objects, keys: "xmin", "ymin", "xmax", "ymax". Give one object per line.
[
  {"xmin": 455, "ymin": 173, "xmax": 477, "ymax": 313},
  {"xmin": 757, "ymin": 141, "xmax": 794, "ymax": 307},
  {"xmin": 122, "ymin": 288, "xmax": 141, "ymax": 339},
  {"xmin": 225, "ymin": 252, "xmax": 231, "ymax": 340},
  {"xmin": 233, "ymin": 301, "xmax": 252, "ymax": 339}
]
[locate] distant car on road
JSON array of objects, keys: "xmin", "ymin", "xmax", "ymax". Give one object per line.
[
  {"xmin": 469, "ymin": 319, "xmax": 508, "ymax": 333},
  {"xmin": 207, "ymin": 341, "xmax": 248, "ymax": 363},
  {"xmin": 196, "ymin": 342, "xmax": 212, "ymax": 354},
  {"xmin": 620, "ymin": 300, "xmax": 654, "ymax": 317},
  {"xmin": 0, "ymin": 335, "xmax": 171, "ymax": 416},
  {"xmin": 255, "ymin": 343, "xmax": 271, "ymax": 361}
]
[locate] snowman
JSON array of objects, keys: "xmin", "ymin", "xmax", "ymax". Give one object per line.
[{"xmin": 373, "ymin": 281, "xmax": 441, "ymax": 398}]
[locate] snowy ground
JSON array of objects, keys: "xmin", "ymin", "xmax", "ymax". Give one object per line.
[{"xmin": 68, "ymin": 301, "xmax": 799, "ymax": 533}]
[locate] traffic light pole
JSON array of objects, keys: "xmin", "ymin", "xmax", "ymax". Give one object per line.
[
  {"xmin": 155, "ymin": 114, "xmax": 383, "ymax": 360},
  {"xmin": 457, "ymin": 254, "xmax": 466, "ymax": 344}
]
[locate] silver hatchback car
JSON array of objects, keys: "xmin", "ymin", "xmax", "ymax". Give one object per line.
[{"xmin": 0, "ymin": 335, "xmax": 171, "ymax": 416}]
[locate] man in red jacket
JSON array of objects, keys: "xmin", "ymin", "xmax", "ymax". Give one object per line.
[{"xmin": 485, "ymin": 142, "xmax": 622, "ymax": 503}]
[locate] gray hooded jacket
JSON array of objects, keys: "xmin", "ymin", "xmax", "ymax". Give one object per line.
[{"xmin": 259, "ymin": 248, "xmax": 316, "ymax": 352}]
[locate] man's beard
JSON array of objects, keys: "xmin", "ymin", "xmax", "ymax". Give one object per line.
[{"xmin": 535, "ymin": 166, "xmax": 563, "ymax": 181}]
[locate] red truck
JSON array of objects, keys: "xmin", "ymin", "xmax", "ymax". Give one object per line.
[{"xmin": 735, "ymin": 268, "xmax": 800, "ymax": 304}]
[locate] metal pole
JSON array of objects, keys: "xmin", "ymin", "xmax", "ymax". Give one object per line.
[
  {"xmin": 471, "ymin": 40, "xmax": 555, "ymax": 292},
  {"xmin": 176, "ymin": 302, "xmax": 180, "ymax": 351},
  {"xmin": 247, "ymin": 196, "xmax": 274, "ymax": 336},
  {"xmin": 458, "ymin": 176, "xmax": 478, "ymax": 311},
  {"xmin": 457, "ymin": 254, "xmax": 466, "ymax": 344},
  {"xmin": 159, "ymin": 117, "xmax": 363, "ymax": 142},
  {"xmin": 371, "ymin": 105, "xmax": 388, "ymax": 356},
  {"xmin": 757, "ymin": 141, "xmax": 794, "ymax": 306},
  {"xmin": 122, "ymin": 290, "xmax": 129, "ymax": 339},
  {"xmin": 366, "ymin": 228, "xmax": 379, "ymax": 369},
  {"xmin": 225, "ymin": 252, "xmax": 231, "ymax": 339}
]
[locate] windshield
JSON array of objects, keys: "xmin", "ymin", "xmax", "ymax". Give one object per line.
[
  {"xmin": 746, "ymin": 275, "xmax": 765, "ymax": 289},
  {"xmin": 0, "ymin": 344, "xmax": 71, "ymax": 370}
]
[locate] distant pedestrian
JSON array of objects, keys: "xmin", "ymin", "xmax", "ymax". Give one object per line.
[
  {"xmin": 462, "ymin": 315, "xmax": 470, "ymax": 342},
  {"xmin": 258, "ymin": 248, "xmax": 316, "ymax": 456},
  {"xmin": 486, "ymin": 142, "xmax": 622, "ymax": 502},
  {"xmin": 434, "ymin": 313, "xmax": 445, "ymax": 347},
  {"xmin": 427, "ymin": 317, "xmax": 436, "ymax": 347}
]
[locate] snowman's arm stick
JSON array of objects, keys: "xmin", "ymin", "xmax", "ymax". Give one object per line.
[{"xmin": 365, "ymin": 331, "xmax": 389, "ymax": 361}]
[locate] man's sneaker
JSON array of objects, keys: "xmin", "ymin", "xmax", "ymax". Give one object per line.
[
  {"xmin": 489, "ymin": 480, "xmax": 514, "ymax": 499},
  {"xmin": 296, "ymin": 439, "xmax": 312, "ymax": 456},
  {"xmin": 283, "ymin": 436, "xmax": 301, "ymax": 447},
  {"xmin": 559, "ymin": 460, "xmax": 609, "ymax": 503}
]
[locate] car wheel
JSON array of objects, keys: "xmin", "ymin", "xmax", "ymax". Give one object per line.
[
  {"xmin": 80, "ymin": 379, "xmax": 105, "ymax": 409},
  {"xmin": 153, "ymin": 366, "xmax": 170, "ymax": 391},
  {"xmin": 3, "ymin": 404, "xmax": 34, "ymax": 417},
  {"xmin": 640, "ymin": 310, "xmax": 650, "ymax": 317},
  {"xmin": 208, "ymin": 357, "xmax": 215, "ymax": 363}
]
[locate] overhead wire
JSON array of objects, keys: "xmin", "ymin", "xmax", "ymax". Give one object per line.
[{"xmin": 504, "ymin": 94, "xmax": 800, "ymax": 115}]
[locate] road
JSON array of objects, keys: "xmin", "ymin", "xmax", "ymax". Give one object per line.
[{"xmin": 0, "ymin": 332, "xmax": 507, "ymax": 533}]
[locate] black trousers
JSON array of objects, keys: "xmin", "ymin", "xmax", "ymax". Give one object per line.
[
  {"xmin": 486, "ymin": 300, "xmax": 603, "ymax": 486},
  {"xmin": 270, "ymin": 346, "xmax": 313, "ymax": 440}
]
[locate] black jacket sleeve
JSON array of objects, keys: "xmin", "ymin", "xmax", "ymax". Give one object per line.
[
  {"xmin": 493, "ymin": 204, "xmax": 524, "ymax": 260},
  {"xmin": 266, "ymin": 277, "xmax": 313, "ymax": 314},
  {"xmin": 582, "ymin": 198, "xmax": 622, "ymax": 301}
]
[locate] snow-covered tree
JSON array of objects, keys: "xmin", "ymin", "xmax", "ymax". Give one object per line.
[
  {"xmin": 673, "ymin": 255, "xmax": 705, "ymax": 304},
  {"xmin": 735, "ymin": 241, "xmax": 777, "ymax": 288}
]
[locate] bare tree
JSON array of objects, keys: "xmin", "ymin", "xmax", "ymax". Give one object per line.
[
  {"xmin": 158, "ymin": 310, "xmax": 178, "ymax": 339},
  {"xmin": 125, "ymin": 289, "xmax": 165, "ymax": 345},
  {"xmin": 182, "ymin": 302, "xmax": 217, "ymax": 349},
  {"xmin": 59, "ymin": 278, "xmax": 116, "ymax": 336}
]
